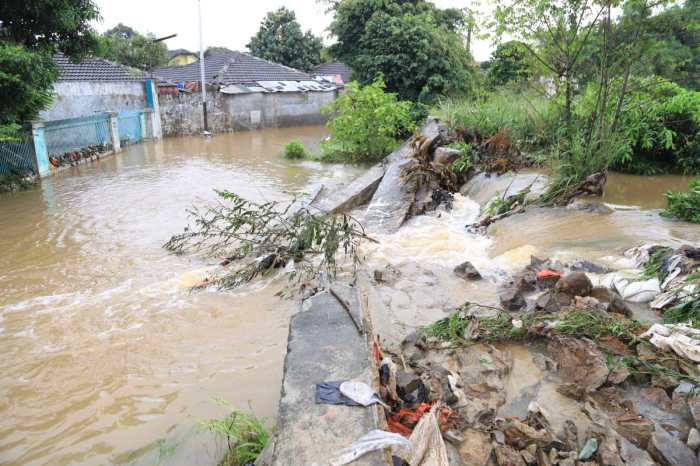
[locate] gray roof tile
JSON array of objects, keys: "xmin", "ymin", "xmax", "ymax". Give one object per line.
[
  {"xmin": 313, "ymin": 62, "xmax": 353, "ymax": 83},
  {"xmin": 54, "ymin": 53, "xmax": 145, "ymax": 82},
  {"xmin": 153, "ymin": 51, "xmax": 312, "ymax": 86}
]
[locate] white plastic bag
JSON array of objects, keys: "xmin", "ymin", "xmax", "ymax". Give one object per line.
[
  {"xmin": 339, "ymin": 381, "xmax": 388, "ymax": 408},
  {"xmin": 641, "ymin": 324, "xmax": 700, "ymax": 363},
  {"xmin": 612, "ymin": 277, "xmax": 660, "ymax": 303},
  {"xmin": 330, "ymin": 430, "xmax": 411, "ymax": 466}
]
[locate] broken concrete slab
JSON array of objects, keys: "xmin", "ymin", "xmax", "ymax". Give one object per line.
[
  {"xmin": 363, "ymin": 119, "xmax": 447, "ymax": 234},
  {"xmin": 311, "ymin": 164, "xmax": 385, "ymax": 214},
  {"xmin": 271, "ymin": 290, "xmax": 387, "ymax": 466},
  {"xmin": 461, "ymin": 172, "xmax": 550, "ymax": 209}
]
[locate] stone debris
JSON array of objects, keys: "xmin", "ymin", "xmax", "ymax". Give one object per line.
[{"xmin": 453, "ymin": 260, "xmax": 482, "ymax": 280}]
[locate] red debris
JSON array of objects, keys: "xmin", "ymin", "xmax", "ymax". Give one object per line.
[
  {"xmin": 537, "ymin": 269, "xmax": 562, "ymax": 279},
  {"xmin": 387, "ymin": 403, "xmax": 456, "ymax": 436}
]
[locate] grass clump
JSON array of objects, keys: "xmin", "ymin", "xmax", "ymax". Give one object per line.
[
  {"xmin": 446, "ymin": 141, "xmax": 473, "ymax": 174},
  {"xmin": 553, "ymin": 310, "xmax": 642, "ymax": 344},
  {"xmin": 663, "ymin": 295, "xmax": 700, "ymax": 328},
  {"xmin": 423, "ymin": 304, "xmax": 527, "ymax": 343},
  {"xmin": 282, "ymin": 139, "xmax": 308, "ymax": 160},
  {"xmin": 662, "ymin": 180, "xmax": 700, "ymax": 224},
  {"xmin": 200, "ymin": 399, "xmax": 269, "ymax": 466}
]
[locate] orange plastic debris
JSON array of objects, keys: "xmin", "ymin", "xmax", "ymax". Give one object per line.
[
  {"xmin": 537, "ymin": 269, "xmax": 562, "ymax": 279},
  {"xmin": 387, "ymin": 403, "xmax": 456, "ymax": 436}
]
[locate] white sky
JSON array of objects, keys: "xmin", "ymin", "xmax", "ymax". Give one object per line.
[{"xmin": 92, "ymin": 0, "xmax": 494, "ymax": 62}]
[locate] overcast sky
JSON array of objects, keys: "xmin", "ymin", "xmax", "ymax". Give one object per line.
[{"xmin": 92, "ymin": 0, "xmax": 494, "ymax": 62}]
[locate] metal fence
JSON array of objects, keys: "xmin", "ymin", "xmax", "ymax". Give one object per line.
[
  {"xmin": 44, "ymin": 113, "xmax": 111, "ymax": 157},
  {"xmin": 0, "ymin": 129, "xmax": 37, "ymax": 175},
  {"xmin": 118, "ymin": 110, "xmax": 143, "ymax": 145}
]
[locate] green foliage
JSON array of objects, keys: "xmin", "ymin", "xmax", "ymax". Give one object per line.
[
  {"xmin": 0, "ymin": 0, "xmax": 100, "ymax": 59},
  {"xmin": 199, "ymin": 399, "xmax": 269, "ymax": 466},
  {"xmin": 574, "ymin": 76, "xmax": 700, "ymax": 175},
  {"xmin": 283, "ymin": 139, "xmax": 308, "ymax": 160},
  {"xmin": 662, "ymin": 180, "xmax": 700, "ymax": 223},
  {"xmin": 247, "ymin": 7, "xmax": 323, "ymax": 71},
  {"xmin": 553, "ymin": 310, "xmax": 642, "ymax": 344},
  {"xmin": 423, "ymin": 306, "xmax": 525, "ymax": 343},
  {"xmin": 663, "ymin": 295, "xmax": 700, "ymax": 328},
  {"xmin": 485, "ymin": 41, "xmax": 533, "ymax": 87},
  {"xmin": 164, "ymin": 191, "xmax": 368, "ymax": 290},
  {"xmin": 96, "ymin": 23, "xmax": 168, "ymax": 70},
  {"xmin": 328, "ymin": 0, "xmax": 474, "ymax": 102},
  {"xmin": 446, "ymin": 142, "xmax": 473, "ymax": 174},
  {"xmin": 0, "ymin": 43, "xmax": 57, "ymax": 139},
  {"xmin": 435, "ymin": 90, "xmax": 558, "ymax": 149},
  {"xmin": 321, "ymin": 77, "xmax": 416, "ymax": 163},
  {"xmin": 0, "ymin": 169, "xmax": 36, "ymax": 193}
]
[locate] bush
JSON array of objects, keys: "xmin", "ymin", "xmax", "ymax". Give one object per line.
[
  {"xmin": 435, "ymin": 89, "xmax": 558, "ymax": 149},
  {"xmin": 574, "ymin": 76, "xmax": 700, "ymax": 175},
  {"xmin": 283, "ymin": 139, "xmax": 307, "ymax": 160},
  {"xmin": 321, "ymin": 77, "xmax": 416, "ymax": 163},
  {"xmin": 446, "ymin": 141, "xmax": 473, "ymax": 174},
  {"xmin": 662, "ymin": 180, "xmax": 700, "ymax": 223}
]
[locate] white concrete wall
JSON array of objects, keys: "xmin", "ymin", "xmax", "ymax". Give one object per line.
[
  {"xmin": 40, "ymin": 81, "xmax": 147, "ymax": 121},
  {"xmin": 158, "ymin": 90, "xmax": 337, "ymax": 136}
]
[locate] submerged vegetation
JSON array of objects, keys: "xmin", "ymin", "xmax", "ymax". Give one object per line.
[
  {"xmin": 282, "ymin": 139, "xmax": 308, "ymax": 160},
  {"xmin": 163, "ymin": 191, "xmax": 368, "ymax": 289},
  {"xmin": 663, "ymin": 180, "xmax": 700, "ymax": 223},
  {"xmin": 200, "ymin": 399, "xmax": 269, "ymax": 466}
]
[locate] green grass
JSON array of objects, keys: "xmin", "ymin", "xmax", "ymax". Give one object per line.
[
  {"xmin": 663, "ymin": 294, "xmax": 700, "ymax": 328},
  {"xmin": 434, "ymin": 89, "xmax": 558, "ymax": 149},
  {"xmin": 553, "ymin": 310, "xmax": 642, "ymax": 344},
  {"xmin": 199, "ymin": 399, "xmax": 269, "ymax": 466},
  {"xmin": 423, "ymin": 305, "xmax": 528, "ymax": 343}
]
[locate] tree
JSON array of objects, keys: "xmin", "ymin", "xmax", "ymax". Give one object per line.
[
  {"xmin": 0, "ymin": 0, "xmax": 101, "ymax": 140},
  {"xmin": 327, "ymin": 0, "xmax": 474, "ymax": 102},
  {"xmin": 486, "ymin": 40, "xmax": 533, "ymax": 87},
  {"xmin": 0, "ymin": 0, "xmax": 100, "ymax": 58},
  {"xmin": 247, "ymin": 7, "xmax": 323, "ymax": 71},
  {"xmin": 96, "ymin": 23, "xmax": 168, "ymax": 70}
]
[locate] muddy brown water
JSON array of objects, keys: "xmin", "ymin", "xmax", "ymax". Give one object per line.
[
  {"xmin": 0, "ymin": 126, "xmax": 365, "ymax": 466},
  {"xmin": 2, "ymin": 132, "xmax": 698, "ymax": 466}
]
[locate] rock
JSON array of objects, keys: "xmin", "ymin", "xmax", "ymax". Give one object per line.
[
  {"xmin": 689, "ymin": 428, "xmax": 700, "ymax": 450},
  {"xmin": 373, "ymin": 264, "xmax": 400, "ymax": 284},
  {"xmin": 570, "ymin": 259, "xmax": 612, "ymax": 274},
  {"xmin": 396, "ymin": 371, "xmax": 427, "ymax": 405},
  {"xmin": 590, "ymin": 287, "xmax": 632, "ymax": 316},
  {"xmin": 566, "ymin": 199, "xmax": 614, "ymax": 214},
  {"xmin": 688, "ymin": 396, "xmax": 700, "ymax": 428},
  {"xmin": 454, "ymin": 260, "xmax": 482, "ymax": 280},
  {"xmin": 578, "ymin": 438, "xmax": 598, "ymax": 460},
  {"xmin": 548, "ymin": 336, "xmax": 609, "ymax": 391},
  {"xmin": 520, "ymin": 448, "xmax": 536, "ymax": 465},
  {"xmin": 557, "ymin": 383, "xmax": 586, "ymax": 401},
  {"xmin": 494, "ymin": 445, "xmax": 527, "ymax": 466},
  {"xmin": 619, "ymin": 436, "xmax": 655, "ymax": 466},
  {"xmin": 432, "ymin": 146, "xmax": 462, "ymax": 166},
  {"xmin": 458, "ymin": 429, "xmax": 493, "ymax": 466},
  {"xmin": 574, "ymin": 296, "xmax": 607, "ymax": 312},
  {"xmin": 499, "ymin": 287, "xmax": 526, "ymax": 311},
  {"xmin": 615, "ymin": 415, "xmax": 655, "ymax": 449},
  {"xmin": 648, "ymin": 425, "xmax": 700, "ymax": 466},
  {"xmin": 636, "ymin": 343, "xmax": 659, "ymax": 362},
  {"xmin": 534, "ymin": 290, "xmax": 569, "ymax": 313},
  {"xmin": 555, "ymin": 272, "xmax": 593, "ymax": 297},
  {"xmin": 598, "ymin": 335, "xmax": 631, "ymax": 356},
  {"xmin": 500, "ymin": 418, "xmax": 561, "ymax": 450},
  {"xmin": 532, "ymin": 353, "xmax": 557, "ymax": 372},
  {"xmin": 640, "ymin": 387, "xmax": 672, "ymax": 411},
  {"xmin": 607, "ymin": 366, "xmax": 631, "ymax": 385},
  {"xmin": 513, "ymin": 269, "xmax": 537, "ymax": 293},
  {"xmin": 536, "ymin": 448, "xmax": 553, "ymax": 466}
]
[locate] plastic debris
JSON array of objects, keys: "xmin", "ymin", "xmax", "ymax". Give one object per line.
[
  {"xmin": 612, "ymin": 276, "xmax": 660, "ymax": 302},
  {"xmin": 578, "ymin": 438, "xmax": 598, "ymax": 460},
  {"xmin": 404, "ymin": 404, "xmax": 450, "ymax": 466},
  {"xmin": 340, "ymin": 381, "xmax": 389, "ymax": 408},
  {"xmin": 329, "ymin": 429, "xmax": 411, "ymax": 466},
  {"xmin": 315, "ymin": 381, "xmax": 361, "ymax": 406},
  {"xmin": 641, "ymin": 323, "xmax": 700, "ymax": 362},
  {"xmin": 380, "ymin": 357, "xmax": 399, "ymax": 402}
]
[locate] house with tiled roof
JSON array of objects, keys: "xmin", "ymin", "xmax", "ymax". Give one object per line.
[
  {"xmin": 152, "ymin": 51, "xmax": 340, "ymax": 135},
  {"xmin": 313, "ymin": 62, "xmax": 353, "ymax": 85},
  {"xmin": 40, "ymin": 54, "xmax": 151, "ymax": 121}
]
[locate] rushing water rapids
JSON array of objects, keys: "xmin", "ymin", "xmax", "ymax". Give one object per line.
[
  {"xmin": 1, "ymin": 126, "xmax": 698, "ymax": 465},
  {"xmin": 0, "ymin": 127, "xmax": 365, "ymax": 466}
]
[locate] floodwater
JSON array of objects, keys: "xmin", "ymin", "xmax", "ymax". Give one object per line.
[{"xmin": 0, "ymin": 126, "xmax": 365, "ymax": 466}]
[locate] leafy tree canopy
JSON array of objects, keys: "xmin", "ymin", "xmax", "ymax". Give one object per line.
[
  {"xmin": 485, "ymin": 40, "xmax": 533, "ymax": 87},
  {"xmin": 327, "ymin": 0, "xmax": 474, "ymax": 102},
  {"xmin": 0, "ymin": 0, "xmax": 100, "ymax": 59},
  {"xmin": 247, "ymin": 7, "xmax": 323, "ymax": 71},
  {"xmin": 96, "ymin": 23, "xmax": 168, "ymax": 70}
]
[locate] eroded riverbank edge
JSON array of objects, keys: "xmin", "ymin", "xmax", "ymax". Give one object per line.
[{"xmin": 265, "ymin": 118, "xmax": 700, "ymax": 466}]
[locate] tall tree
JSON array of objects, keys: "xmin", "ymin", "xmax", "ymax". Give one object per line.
[
  {"xmin": 0, "ymin": 0, "xmax": 101, "ymax": 140},
  {"xmin": 247, "ymin": 7, "xmax": 323, "ymax": 71},
  {"xmin": 97, "ymin": 23, "xmax": 168, "ymax": 70},
  {"xmin": 327, "ymin": 0, "xmax": 474, "ymax": 102},
  {"xmin": 486, "ymin": 40, "xmax": 534, "ymax": 87}
]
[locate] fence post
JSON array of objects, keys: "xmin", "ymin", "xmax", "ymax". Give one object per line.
[
  {"xmin": 108, "ymin": 112, "xmax": 121, "ymax": 153},
  {"xmin": 145, "ymin": 79, "xmax": 162, "ymax": 139},
  {"xmin": 30, "ymin": 121, "xmax": 51, "ymax": 178}
]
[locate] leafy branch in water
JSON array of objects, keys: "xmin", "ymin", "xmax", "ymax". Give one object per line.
[{"xmin": 164, "ymin": 191, "xmax": 369, "ymax": 290}]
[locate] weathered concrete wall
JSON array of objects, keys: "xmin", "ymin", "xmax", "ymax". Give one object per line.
[
  {"xmin": 40, "ymin": 81, "xmax": 147, "ymax": 121},
  {"xmin": 158, "ymin": 90, "xmax": 336, "ymax": 136}
]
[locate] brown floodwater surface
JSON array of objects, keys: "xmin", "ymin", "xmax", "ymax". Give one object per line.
[
  {"xmin": 603, "ymin": 172, "xmax": 699, "ymax": 209},
  {"xmin": 0, "ymin": 126, "xmax": 365, "ymax": 466}
]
